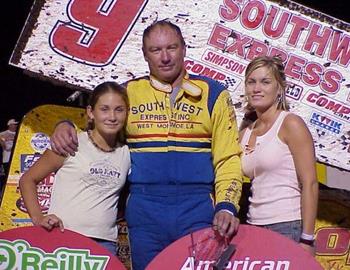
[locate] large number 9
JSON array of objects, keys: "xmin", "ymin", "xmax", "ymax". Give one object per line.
[{"xmin": 49, "ymin": 0, "xmax": 148, "ymax": 66}]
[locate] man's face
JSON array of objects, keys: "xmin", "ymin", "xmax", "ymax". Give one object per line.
[{"xmin": 143, "ymin": 25, "xmax": 186, "ymax": 85}]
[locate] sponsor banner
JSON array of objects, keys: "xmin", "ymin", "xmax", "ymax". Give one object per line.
[
  {"xmin": 146, "ymin": 225, "xmax": 323, "ymax": 270},
  {"xmin": 0, "ymin": 226, "xmax": 126, "ymax": 270},
  {"xmin": 9, "ymin": 0, "xmax": 350, "ymax": 171}
]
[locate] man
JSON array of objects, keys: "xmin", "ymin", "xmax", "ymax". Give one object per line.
[
  {"xmin": 51, "ymin": 20, "xmax": 242, "ymax": 270},
  {"xmin": 0, "ymin": 119, "xmax": 18, "ymax": 174}
]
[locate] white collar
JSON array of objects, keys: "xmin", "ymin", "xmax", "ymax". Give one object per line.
[{"xmin": 149, "ymin": 72, "xmax": 202, "ymax": 97}]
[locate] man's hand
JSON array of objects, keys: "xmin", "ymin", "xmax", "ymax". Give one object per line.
[
  {"xmin": 33, "ymin": 214, "xmax": 64, "ymax": 232},
  {"xmin": 213, "ymin": 211, "xmax": 239, "ymax": 238},
  {"xmin": 51, "ymin": 121, "xmax": 78, "ymax": 156}
]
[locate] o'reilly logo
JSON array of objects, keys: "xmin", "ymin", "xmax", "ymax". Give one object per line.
[{"xmin": 0, "ymin": 240, "xmax": 109, "ymax": 270}]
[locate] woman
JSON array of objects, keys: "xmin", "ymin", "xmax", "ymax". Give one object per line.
[
  {"xmin": 239, "ymin": 56, "xmax": 318, "ymax": 254},
  {"xmin": 19, "ymin": 82, "xmax": 130, "ymax": 255}
]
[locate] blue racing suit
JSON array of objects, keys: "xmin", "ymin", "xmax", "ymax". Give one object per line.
[{"xmin": 124, "ymin": 73, "xmax": 242, "ymax": 270}]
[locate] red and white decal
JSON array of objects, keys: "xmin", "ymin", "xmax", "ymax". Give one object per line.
[{"xmin": 49, "ymin": 0, "xmax": 148, "ymax": 66}]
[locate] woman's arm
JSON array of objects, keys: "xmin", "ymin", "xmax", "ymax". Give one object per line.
[
  {"xmin": 19, "ymin": 149, "xmax": 66, "ymax": 231},
  {"xmin": 280, "ymin": 114, "xmax": 318, "ymax": 254}
]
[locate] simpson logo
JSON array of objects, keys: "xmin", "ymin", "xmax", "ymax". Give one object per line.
[
  {"xmin": 30, "ymin": 133, "xmax": 51, "ymax": 152},
  {"xmin": 309, "ymin": 112, "xmax": 343, "ymax": 134},
  {"xmin": 20, "ymin": 154, "xmax": 42, "ymax": 173},
  {"xmin": 302, "ymin": 90, "xmax": 350, "ymax": 123},
  {"xmin": 0, "ymin": 240, "xmax": 109, "ymax": 270},
  {"xmin": 201, "ymin": 49, "xmax": 246, "ymax": 76},
  {"xmin": 184, "ymin": 58, "xmax": 242, "ymax": 91}
]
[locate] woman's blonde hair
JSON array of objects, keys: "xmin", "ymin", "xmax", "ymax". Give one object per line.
[
  {"xmin": 240, "ymin": 56, "xmax": 289, "ymax": 131},
  {"xmin": 245, "ymin": 55, "xmax": 289, "ymax": 111}
]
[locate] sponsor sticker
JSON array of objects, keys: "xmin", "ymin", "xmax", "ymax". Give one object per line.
[
  {"xmin": 30, "ymin": 133, "xmax": 51, "ymax": 152},
  {"xmin": 184, "ymin": 57, "xmax": 242, "ymax": 91},
  {"xmin": 302, "ymin": 90, "xmax": 350, "ymax": 123},
  {"xmin": 20, "ymin": 154, "xmax": 42, "ymax": 173},
  {"xmin": 309, "ymin": 111, "xmax": 344, "ymax": 134},
  {"xmin": 286, "ymin": 83, "xmax": 303, "ymax": 101}
]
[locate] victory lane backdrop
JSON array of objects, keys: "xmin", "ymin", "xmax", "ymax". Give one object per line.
[
  {"xmin": 9, "ymin": 0, "xmax": 350, "ymax": 171},
  {"xmin": 0, "ymin": 1, "xmax": 349, "ymax": 269}
]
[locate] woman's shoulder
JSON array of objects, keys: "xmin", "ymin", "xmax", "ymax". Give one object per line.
[
  {"xmin": 282, "ymin": 112, "xmax": 307, "ymax": 130},
  {"xmin": 280, "ymin": 112, "xmax": 310, "ymax": 142}
]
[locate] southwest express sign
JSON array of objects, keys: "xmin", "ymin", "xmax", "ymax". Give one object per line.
[{"xmin": 10, "ymin": 0, "xmax": 350, "ymax": 170}]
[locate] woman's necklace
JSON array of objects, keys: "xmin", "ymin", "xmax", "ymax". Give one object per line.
[{"xmin": 87, "ymin": 130, "xmax": 116, "ymax": 153}]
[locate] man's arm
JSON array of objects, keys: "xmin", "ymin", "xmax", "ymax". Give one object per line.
[
  {"xmin": 51, "ymin": 121, "xmax": 79, "ymax": 156},
  {"xmin": 211, "ymin": 90, "xmax": 243, "ymax": 238}
]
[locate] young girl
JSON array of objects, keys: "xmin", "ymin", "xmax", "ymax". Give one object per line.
[{"xmin": 19, "ymin": 82, "xmax": 130, "ymax": 255}]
